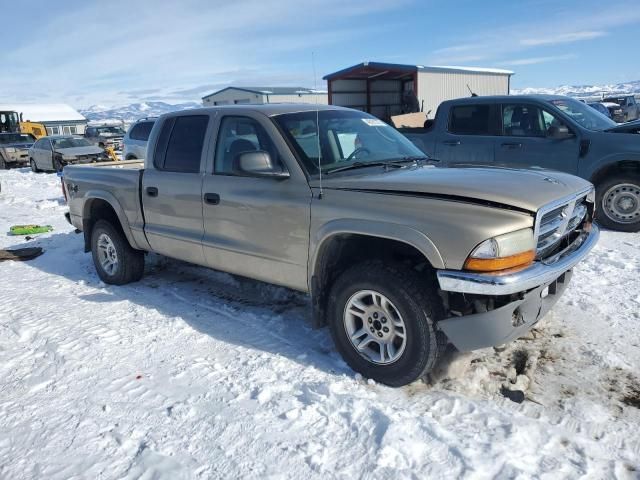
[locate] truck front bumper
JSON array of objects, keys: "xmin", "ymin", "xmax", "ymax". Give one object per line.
[{"xmin": 435, "ymin": 224, "xmax": 599, "ymax": 351}]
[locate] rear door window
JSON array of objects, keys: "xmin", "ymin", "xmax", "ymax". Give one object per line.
[
  {"xmin": 154, "ymin": 115, "xmax": 208, "ymax": 173},
  {"xmin": 448, "ymin": 105, "xmax": 491, "ymax": 135},
  {"xmin": 130, "ymin": 121, "xmax": 154, "ymax": 141}
]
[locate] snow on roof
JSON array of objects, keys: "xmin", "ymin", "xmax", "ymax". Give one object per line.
[
  {"xmin": 0, "ymin": 103, "xmax": 86, "ymax": 122},
  {"xmin": 203, "ymin": 86, "xmax": 327, "ymax": 99}
]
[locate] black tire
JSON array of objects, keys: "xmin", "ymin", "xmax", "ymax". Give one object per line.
[
  {"xmin": 91, "ymin": 219, "xmax": 144, "ymax": 285},
  {"xmin": 595, "ymin": 173, "xmax": 640, "ymax": 232},
  {"xmin": 126, "ymin": 155, "xmax": 137, "ymax": 160},
  {"xmin": 0, "ymin": 155, "xmax": 6, "ymax": 170},
  {"xmin": 328, "ymin": 261, "xmax": 446, "ymax": 387},
  {"xmin": 53, "ymin": 157, "xmax": 63, "ymax": 173},
  {"xmin": 30, "ymin": 158, "xmax": 40, "ymax": 173}
]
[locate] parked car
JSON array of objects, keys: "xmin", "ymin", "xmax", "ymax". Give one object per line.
[
  {"xmin": 62, "ymin": 104, "xmax": 598, "ymax": 387},
  {"xmin": 601, "ymin": 102, "xmax": 626, "ymax": 123},
  {"xmin": 0, "ymin": 132, "xmax": 36, "ymax": 169},
  {"xmin": 122, "ymin": 117, "xmax": 156, "ymax": 160},
  {"xmin": 401, "ymin": 95, "xmax": 640, "ymax": 232},
  {"xmin": 29, "ymin": 136, "xmax": 110, "ymax": 172},
  {"xmin": 602, "ymin": 95, "xmax": 640, "ymax": 122},
  {"xmin": 587, "ymin": 102, "xmax": 613, "ymax": 119},
  {"xmin": 84, "ymin": 125, "xmax": 126, "ymax": 151}
]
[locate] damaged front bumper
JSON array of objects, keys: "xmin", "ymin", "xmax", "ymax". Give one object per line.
[{"xmin": 435, "ymin": 224, "xmax": 599, "ymax": 351}]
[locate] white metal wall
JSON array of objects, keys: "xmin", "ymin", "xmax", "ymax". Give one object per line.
[
  {"xmin": 265, "ymin": 93, "xmax": 328, "ymax": 104},
  {"xmin": 417, "ymin": 72, "xmax": 510, "ymax": 116},
  {"xmin": 203, "ymin": 89, "xmax": 264, "ymax": 105}
]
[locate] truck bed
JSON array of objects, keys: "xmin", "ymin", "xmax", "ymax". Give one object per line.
[{"xmin": 63, "ymin": 160, "xmax": 146, "ymax": 249}]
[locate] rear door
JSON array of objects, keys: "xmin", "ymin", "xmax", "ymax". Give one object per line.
[
  {"xmin": 434, "ymin": 103, "xmax": 498, "ymax": 166},
  {"xmin": 200, "ymin": 113, "xmax": 312, "ymax": 290},
  {"xmin": 494, "ymin": 103, "xmax": 579, "ymax": 174},
  {"xmin": 141, "ymin": 114, "xmax": 210, "ymax": 266}
]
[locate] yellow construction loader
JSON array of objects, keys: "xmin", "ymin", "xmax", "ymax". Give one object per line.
[{"xmin": 0, "ymin": 110, "xmax": 47, "ymax": 138}]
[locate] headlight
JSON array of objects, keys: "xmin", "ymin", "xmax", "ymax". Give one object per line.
[
  {"xmin": 62, "ymin": 155, "xmax": 76, "ymax": 161},
  {"xmin": 464, "ymin": 228, "xmax": 535, "ymax": 272},
  {"xmin": 4, "ymin": 147, "xmax": 16, "ymax": 153}
]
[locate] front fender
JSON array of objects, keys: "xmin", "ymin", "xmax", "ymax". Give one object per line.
[{"xmin": 309, "ymin": 218, "xmax": 445, "ymax": 288}]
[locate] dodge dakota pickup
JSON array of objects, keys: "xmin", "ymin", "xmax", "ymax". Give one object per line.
[
  {"xmin": 62, "ymin": 104, "xmax": 599, "ymax": 387},
  {"xmin": 401, "ymin": 95, "xmax": 640, "ymax": 232}
]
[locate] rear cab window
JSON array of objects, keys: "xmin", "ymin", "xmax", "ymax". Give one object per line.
[
  {"xmin": 153, "ymin": 115, "xmax": 209, "ymax": 173},
  {"xmin": 448, "ymin": 105, "xmax": 492, "ymax": 135}
]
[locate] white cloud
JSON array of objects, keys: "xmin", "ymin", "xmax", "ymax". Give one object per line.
[
  {"xmin": 501, "ymin": 54, "xmax": 577, "ymax": 66},
  {"xmin": 0, "ymin": 0, "xmax": 411, "ymax": 107},
  {"xmin": 520, "ymin": 31, "xmax": 606, "ymax": 46}
]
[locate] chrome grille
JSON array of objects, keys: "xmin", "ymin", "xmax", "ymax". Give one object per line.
[{"xmin": 534, "ymin": 189, "xmax": 592, "ymax": 259}]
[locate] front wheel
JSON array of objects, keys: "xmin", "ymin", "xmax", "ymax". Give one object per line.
[
  {"xmin": 0, "ymin": 155, "xmax": 6, "ymax": 170},
  {"xmin": 91, "ymin": 219, "xmax": 145, "ymax": 285},
  {"xmin": 328, "ymin": 261, "xmax": 445, "ymax": 387},
  {"xmin": 596, "ymin": 174, "xmax": 640, "ymax": 232}
]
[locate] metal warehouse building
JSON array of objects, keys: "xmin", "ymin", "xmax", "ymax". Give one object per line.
[
  {"xmin": 0, "ymin": 103, "xmax": 87, "ymax": 135},
  {"xmin": 202, "ymin": 87, "xmax": 328, "ymax": 106},
  {"xmin": 324, "ymin": 62, "xmax": 514, "ymax": 121}
]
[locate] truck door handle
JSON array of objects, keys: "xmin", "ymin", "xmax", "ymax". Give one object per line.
[
  {"xmin": 204, "ymin": 193, "xmax": 220, "ymax": 205},
  {"xmin": 146, "ymin": 186, "xmax": 158, "ymax": 197},
  {"xmin": 501, "ymin": 142, "xmax": 522, "ymax": 149},
  {"xmin": 443, "ymin": 140, "xmax": 461, "ymax": 146}
]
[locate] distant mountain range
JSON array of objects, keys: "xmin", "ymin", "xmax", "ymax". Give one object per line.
[
  {"xmin": 512, "ymin": 80, "xmax": 640, "ymax": 99},
  {"xmin": 79, "ymin": 101, "xmax": 200, "ymax": 123},
  {"xmin": 79, "ymin": 80, "xmax": 640, "ymax": 123}
]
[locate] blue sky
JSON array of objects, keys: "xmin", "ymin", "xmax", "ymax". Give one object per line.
[{"xmin": 1, "ymin": 0, "xmax": 639, "ymax": 108}]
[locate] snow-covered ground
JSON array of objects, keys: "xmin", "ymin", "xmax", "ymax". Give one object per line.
[{"xmin": 0, "ymin": 168, "xmax": 638, "ymax": 479}]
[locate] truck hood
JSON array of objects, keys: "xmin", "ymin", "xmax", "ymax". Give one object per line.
[
  {"xmin": 55, "ymin": 146, "xmax": 104, "ymax": 156},
  {"xmin": 604, "ymin": 119, "xmax": 640, "ymax": 134},
  {"xmin": 314, "ymin": 165, "xmax": 591, "ymax": 213}
]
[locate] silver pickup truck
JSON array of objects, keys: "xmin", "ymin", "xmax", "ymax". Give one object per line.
[{"xmin": 62, "ymin": 104, "xmax": 599, "ymax": 387}]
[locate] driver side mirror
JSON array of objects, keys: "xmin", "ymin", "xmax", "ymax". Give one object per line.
[
  {"xmin": 234, "ymin": 151, "xmax": 289, "ymax": 178},
  {"xmin": 549, "ymin": 124, "xmax": 574, "ymax": 139}
]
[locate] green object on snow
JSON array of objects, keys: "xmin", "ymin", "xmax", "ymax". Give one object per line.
[{"xmin": 9, "ymin": 224, "xmax": 53, "ymax": 235}]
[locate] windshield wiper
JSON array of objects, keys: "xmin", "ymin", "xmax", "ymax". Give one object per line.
[
  {"xmin": 326, "ymin": 161, "xmax": 402, "ymax": 175},
  {"xmin": 325, "ymin": 156, "xmax": 437, "ymax": 175}
]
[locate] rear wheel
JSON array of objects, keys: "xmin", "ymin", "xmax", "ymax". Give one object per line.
[
  {"xmin": 596, "ymin": 173, "xmax": 640, "ymax": 232},
  {"xmin": 328, "ymin": 261, "xmax": 445, "ymax": 387},
  {"xmin": 91, "ymin": 219, "xmax": 144, "ymax": 285}
]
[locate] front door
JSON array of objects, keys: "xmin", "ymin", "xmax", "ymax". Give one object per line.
[
  {"xmin": 201, "ymin": 114, "xmax": 312, "ymax": 290},
  {"xmin": 141, "ymin": 114, "xmax": 210, "ymax": 266},
  {"xmin": 434, "ymin": 103, "xmax": 498, "ymax": 167},
  {"xmin": 494, "ymin": 103, "xmax": 580, "ymax": 174}
]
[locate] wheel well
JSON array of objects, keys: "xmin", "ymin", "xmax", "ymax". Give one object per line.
[
  {"xmin": 82, "ymin": 199, "xmax": 124, "ymax": 252},
  {"xmin": 591, "ymin": 160, "xmax": 640, "ymax": 187},
  {"xmin": 311, "ymin": 234, "xmax": 434, "ymax": 328},
  {"xmin": 126, "ymin": 155, "xmax": 137, "ymax": 160}
]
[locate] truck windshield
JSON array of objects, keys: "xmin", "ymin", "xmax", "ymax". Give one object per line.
[
  {"xmin": 273, "ymin": 110, "xmax": 426, "ymax": 175},
  {"xmin": 52, "ymin": 137, "xmax": 93, "ymax": 148},
  {"xmin": 0, "ymin": 133, "xmax": 35, "ymax": 144},
  {"xmin": 548, "ymin": 98, "xmax": 616, "ymax": 131}
]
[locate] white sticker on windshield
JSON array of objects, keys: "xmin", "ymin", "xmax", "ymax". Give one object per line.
[{"xmin": 361, "ymin": 118, "xmax": 386, "ymax": 127}]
